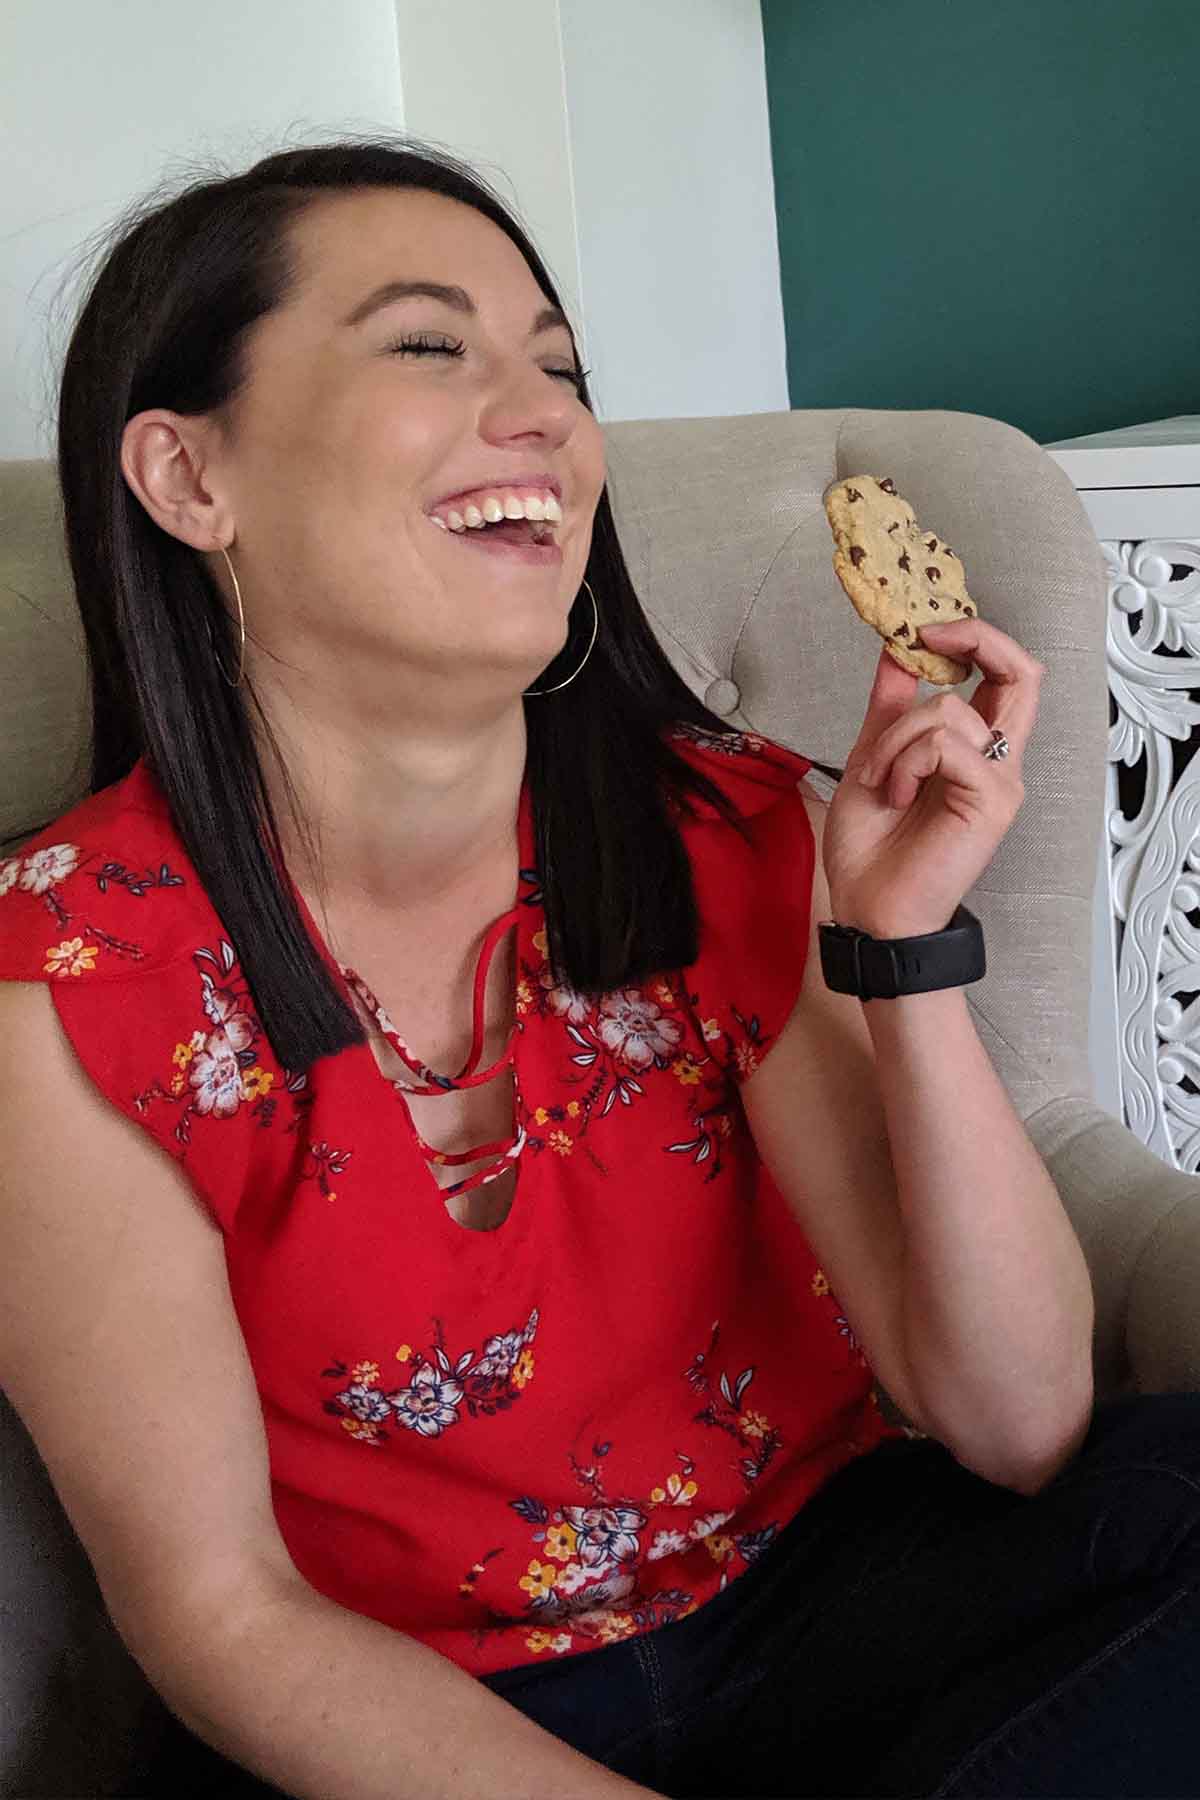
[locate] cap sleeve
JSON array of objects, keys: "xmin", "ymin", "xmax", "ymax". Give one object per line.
[
  {"xmin": 0, "ymin": 770, "xmax": 261, "ymax": 1234},
  {"xmin": 668, "ymin": 724, "xmax": 818, "ymax": 1085},
  {"xmin": 0, "ymin": 768, "xmax": 203, "ymax": 986}
]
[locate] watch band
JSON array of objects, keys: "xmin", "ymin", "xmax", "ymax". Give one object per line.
[{"xmin": 818, "ymin": 903, "xmax": 985, "ymax": 1000}]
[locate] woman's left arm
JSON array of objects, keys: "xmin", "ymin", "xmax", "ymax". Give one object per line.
[
  {"xmin": 758, "ymin": 614, "xmax": 1095, "ymax": 1495},
  {"xmin": 742, "ymin": 787, "xmax": 1095, "ymax": 1499},
  {"xmin": 861, "ymin": 981, "xmax": 1095, "ymax": 1493}
]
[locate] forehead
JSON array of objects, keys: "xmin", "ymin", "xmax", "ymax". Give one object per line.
[{"xmin": 285, "ymin": 188, "xmax": 550, "ymax": 325}]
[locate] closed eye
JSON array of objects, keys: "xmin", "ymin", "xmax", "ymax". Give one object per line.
[{"xmin": 384, "ymin": 332, "xmax": 590, "ymax": 391}]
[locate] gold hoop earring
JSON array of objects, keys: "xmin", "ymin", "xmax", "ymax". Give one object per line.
[
  {"xmin": 205, "ymin": 554, "xmax": 597, "ymax": 697},
  {"xmin": 205, "ymin": 544, "xmax": 247, "ymax": 688},
  {"xmin": 523, "ymin": 580, "xmax": 599, "ymax": 696}
]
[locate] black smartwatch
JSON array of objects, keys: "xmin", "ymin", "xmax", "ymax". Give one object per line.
[{"xmin": 818, "ymin": 903, "xmax": 986, "ymax": 1000}]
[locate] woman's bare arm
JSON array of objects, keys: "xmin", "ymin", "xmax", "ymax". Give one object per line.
[{"xmin": 0, "ymin": 982, "xmax": 656, "ymax": 1799}]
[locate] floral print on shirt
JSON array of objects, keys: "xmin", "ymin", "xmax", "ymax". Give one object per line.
[
  {"xmin": 322, "ymin": 1309, "xmax": 540, "ymax": 1444},
  {"xmin": 668, "ymin": 722, "xmax": 772, "ymax": 762},
  {"xmin": 2, "ymin": 836, "xmax": 323, "ymax": 1161},
  {"xmin": 0, "ymin": 839, "xmax": 184, "ymax": 972},
  {"xmin": 685, "ymin": 1320, "xmax": 784, "ymax": 1489},
  {"xmin": 449, "ymin": 1318, "xmax": 793, "ymax": 1658},
  {"xmin": 316, "ymin": 1299, "xmax": 792, "ymax": 1656},
  {"xmin": 516, "ymin": 928, "xmax": 755, "ymax": 1188},
  {"xmin": 128, "ymin": 936, "xmax": 319, "ymax": 1153}
]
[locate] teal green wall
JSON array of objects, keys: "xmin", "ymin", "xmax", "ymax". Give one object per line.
[{"xmin": 761, "ymin": 0, "xmax": 1198, "ymax": 443}]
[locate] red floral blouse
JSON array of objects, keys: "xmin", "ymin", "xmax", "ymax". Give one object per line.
[{"xmin": 0, "ymin": 722, "xmax": 912, "ymax": 1675}]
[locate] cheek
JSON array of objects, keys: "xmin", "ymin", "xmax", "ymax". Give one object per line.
[
  {"xmin": 358, "ymin": 409, "xmax": 467, "ymax": 533},
  {"xmin": 579, "ymin": 420, "xmax": 607, "ymax": 498}
]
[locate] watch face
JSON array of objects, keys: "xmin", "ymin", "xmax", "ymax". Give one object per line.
[
  {"xmin": 818, "ymin": 925, "xmax": 862, "ymax": 996},
  {"xmin": 821, "ymin": 909, "xmax": 983, "ymax": 1000}
]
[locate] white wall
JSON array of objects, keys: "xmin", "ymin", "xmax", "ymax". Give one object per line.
[
  {"xmin": 2, "ymin": 0, "xmax": 786, "ymax": 458},
  {"xmin": 2, "ymin": 0, "xmax": 406, "ymax": 459},
  {"xmin": 559, "ymin": 0, "xmax": 788, "ymax": 423}
]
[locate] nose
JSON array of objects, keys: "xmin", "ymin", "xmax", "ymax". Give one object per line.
[{"xmin": 478, "ymin": 353, "xmax": 579, "ymax": 446}]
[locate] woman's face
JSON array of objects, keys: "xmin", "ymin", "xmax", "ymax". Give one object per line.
[{"xmin": 198, "ymin": 187, "xmax": 606, "ymax": 698}]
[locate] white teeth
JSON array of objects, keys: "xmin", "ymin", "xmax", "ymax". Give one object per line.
[{"xmin": 429, "ymin": 490, "xmax": 564, "ymax": 530}]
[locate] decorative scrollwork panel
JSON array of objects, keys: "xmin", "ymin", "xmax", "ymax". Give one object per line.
[{"xmin": 1107, "ymin": 537, "xmax": 1200, "ymax": 1167}]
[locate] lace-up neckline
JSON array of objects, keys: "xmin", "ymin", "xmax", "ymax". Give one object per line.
[
  {"xmin": 280, "ymin": 775, "xmax": 534, "ymax": 1207},
  {"xmin": 336, "ymin": 904, "xmax": 527, "ymax": 1200}
]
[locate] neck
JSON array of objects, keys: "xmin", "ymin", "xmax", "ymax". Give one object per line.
[{"xmin": 257, "ymin": 703, "xmax": 528, "ymax": 921}]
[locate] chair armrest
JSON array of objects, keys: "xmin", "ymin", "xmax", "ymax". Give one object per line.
[
  {"xmin": 0, "ymin": 1389, "xmax": 164, "ymax": 1796},
  {"xmin": 1124, "ymin": 1181, "xmax": 1200, "ymax": 1396},
  {"xmin": 1025, "ymin": 1097, "xmax": 1200, "ymax": 1398}
]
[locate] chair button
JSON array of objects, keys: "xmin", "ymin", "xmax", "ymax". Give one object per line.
[{"xmin": 705, "ymin": 677, "xmax": 741, "ymax": 716}]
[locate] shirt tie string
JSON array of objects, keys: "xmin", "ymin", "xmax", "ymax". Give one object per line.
[{"xmin": 339, "ymin": 904, "xmax": 526, "ymax": 1199}]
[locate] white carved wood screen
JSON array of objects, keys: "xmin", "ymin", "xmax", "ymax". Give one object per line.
[{"xmin": 1049, "ymin": 417, "xmax": 1200, "ymax": 1166}]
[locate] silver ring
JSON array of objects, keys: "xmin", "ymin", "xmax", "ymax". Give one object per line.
[{"xmin": 982, "ymin": 729, "xmax": 1010, "ymax": 761}]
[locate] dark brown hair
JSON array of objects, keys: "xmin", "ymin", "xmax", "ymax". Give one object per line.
[{"xmin": 47, "ymin": 135, "xmax": 770, "ymax": 1072}]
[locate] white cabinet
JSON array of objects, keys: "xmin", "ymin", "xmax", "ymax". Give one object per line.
[{"xmin": 1047, "ymin": 417, "xmax": 1200, "ymax": 1164}]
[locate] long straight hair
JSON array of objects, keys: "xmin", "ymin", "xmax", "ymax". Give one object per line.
[{"xmin": 47, "ymin": 136, "xmax": 819, "ymax": 1074}]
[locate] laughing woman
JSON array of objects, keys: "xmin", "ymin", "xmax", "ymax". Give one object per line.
[{"xmin": 1, "ymin": 137, "xmax": 1199, "ymax": 1799}]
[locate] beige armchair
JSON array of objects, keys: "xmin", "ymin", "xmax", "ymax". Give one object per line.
[{"xmin": 3, "ymin": 407, "xmax": 1199, "ymax": 1796}]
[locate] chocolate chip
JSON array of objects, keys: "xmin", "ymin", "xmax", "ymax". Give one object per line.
[
  {"xmin": 877, "ymin": 577, "xmax": 888, "ymax": 587},
  {"xmin": 898, "ymin": 551, "xmax": 911, "ymax": 572},
  {"xmin": 953, "ymin": 599, "xmax": 962, "ymax": 609},
  {"xmin": 849, "ymin": 545, "xmax": 867, "ymax": 567},
  {"xmin": 878, "ymin": 478, "xmax": 897, "ymax": 495},
  {"xmin": 927, "ymin": 537, "xmax": 938, "ymax": 550},
  {"xmin": 846, "ymin": 487, "xmax": 862, "ymax": 501},
  {"xmin": 887, "ymin": 522, "xmax": 900, "ymax": 533},
  {"xmin": 894, "ymin": 622, "xmax": 910, "ymax": 638},
  {"xmin": 926, "ymin": 567, "xmax": 940, "ymax": 581},
  {"xmin": 929, "ymin": 599, "xmax": 940, "ymax": 610},
  {"xmin": 945, "ymin": 548, "xmax": 957, "ymax": 559},
  {"xmin": 964, "ymin": 605, "xmax": 975, "ymax": 616}
]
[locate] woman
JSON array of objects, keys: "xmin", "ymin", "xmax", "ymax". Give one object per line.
[{"xmin": 1, "ymin": 136, "xmax": 1198, "ymax": 1800}]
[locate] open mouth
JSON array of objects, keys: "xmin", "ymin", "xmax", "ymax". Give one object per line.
[
  {"xmin": 467, "ymin": 518, "xmax": 556, "ymax": 546},
  {"xmin": 433, "ymin": 515, "xmax": 562, "ymax": 562}
]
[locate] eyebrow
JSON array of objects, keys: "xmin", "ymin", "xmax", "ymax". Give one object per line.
[{"xmin": 339, "ymin": 279, "xmax": 571, "ymax": 339}]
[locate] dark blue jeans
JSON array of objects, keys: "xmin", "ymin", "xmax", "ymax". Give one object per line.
[
  {"xmin": 482, "ymin": 1390, "xmax": 1200, "ymax": 1797},
  {"xmin": 143, "ymin": 1391, "xmax": 1200, "ymax": 1798}
]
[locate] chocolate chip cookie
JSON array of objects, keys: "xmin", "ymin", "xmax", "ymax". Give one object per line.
[{"xmin": 823, "ymin": 475, "xmax": 979, "ymax": 684}]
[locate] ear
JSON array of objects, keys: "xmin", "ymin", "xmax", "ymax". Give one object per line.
[{"xmin": 120, "ymin": 410, "xmax": 234, "ymax": 552}]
